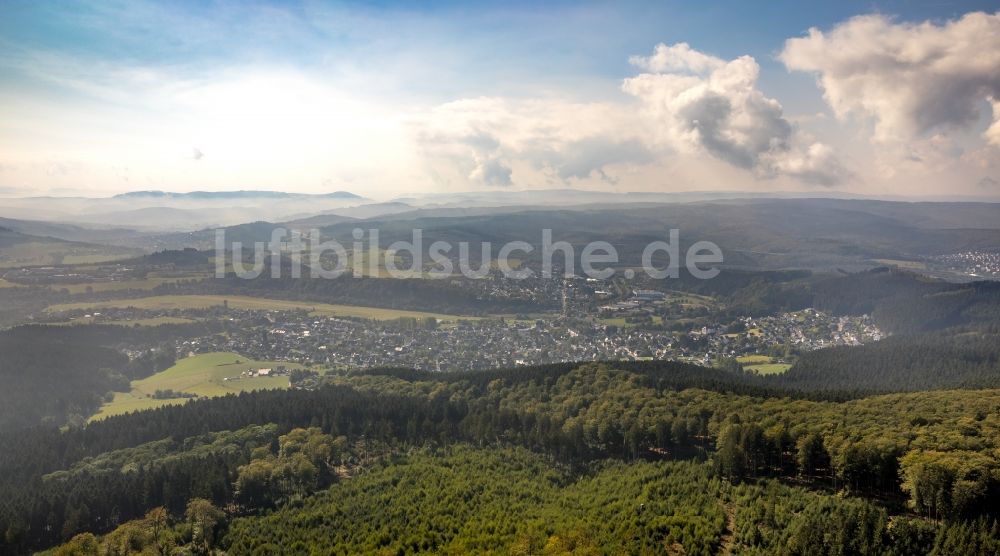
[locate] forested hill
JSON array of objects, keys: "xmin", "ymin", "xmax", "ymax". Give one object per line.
[
  {"xmin": 359, "ymin": 359, "xmax": 811, "ymax": 399},
  {"xmin": 0, "ymin": 335, "xmax": 128, "ymax": 431},
  {"xmin": 757, "ymin": 272, "xmax": 1000, "ymax": 392},
  {"xmin": 4, "ymin": 362, "xmax": 1000, "ymax": 554},
  {"xmin": 770, "ymin": 329, "xmax": 1000, "ymax": 392},
  {"xmin": 708, "ymin": 267, "xmax": 1000, "ymax": 334},
  {"xmin": 0, "ymin": 323, "xmax": 220, "ymax": 432}
]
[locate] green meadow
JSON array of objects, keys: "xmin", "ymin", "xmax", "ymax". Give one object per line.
[
  {"xmin": 90, "ymin": 352, "xmax": 304, "ymax": 421},
  {"xmin": 45, "ymin": 294, "xmax": 478, "ymax": 321}
]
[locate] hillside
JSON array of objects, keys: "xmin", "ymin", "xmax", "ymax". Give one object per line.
[{"xmin": 5, "ymin": 361, "xmax": 1000, "ymax": 554}]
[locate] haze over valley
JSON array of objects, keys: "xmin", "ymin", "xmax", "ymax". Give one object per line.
[{"xmin": 2, "ymin": 2, "xmax": 1000, "ymax": 555}]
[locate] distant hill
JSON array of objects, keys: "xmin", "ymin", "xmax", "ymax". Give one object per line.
[
  {"xmin": 131, "ymin": 198, "xmax": 1000, "ymax": 269},
  {"xmin": 281, "ymin": 213, "xmax": 359, "ymax": 228},
  {"xmin": 8, "ymin": 198, "xmax": 1000, "ymax": 271},
  {"xmin": 0, "ymin": 217, "xmax": 137, "ymax": 243},
  {"xmin": 0, "ymin": 227, "xmax": 40, "ymax": 248},
  {"xmin": 0, "ymin": 191, "xmax": 372, "ymax": 233},
  {"xmin": 0, "ymin": 223, "xmax": 143, "ymax": 266},
  {"xmin": 113, "ymin": 190, "xmax": 365, "ymax": 200},
  {"xmin": 317, "ymin": 201, "xmax": 414, "ymax": 220},
  {"xmin": 306, "ymin": 198, "xmax": 1000, "ymax": 269}
]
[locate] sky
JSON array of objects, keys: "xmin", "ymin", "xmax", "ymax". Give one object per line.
[{"xmin": 1, "ymin": 0, "xmax": 999, "ymax": 200}]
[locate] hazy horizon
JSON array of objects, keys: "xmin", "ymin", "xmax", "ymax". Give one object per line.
[
  {"xmin": 2, "ymin": 1, "xmax": 1000, "ymax": 200},
  {"xmin": 4, "ymin": 5, "xmax": 1000, "ymax": 553}
]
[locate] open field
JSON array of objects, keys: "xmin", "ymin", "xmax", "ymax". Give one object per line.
[
  {"xmin": 873, "ymin": 258, "xmax": 927, "ymax": 270},
  {"xmin": 58, "ymin": 273, "xmax": 210, "ymax": 294},
  {"xmin": 89, "ymin": 394, "xmax": 185, "ymax": 418},
  {"xmin": 736, "ymin": 354, "xmax": 772, "ymax": 364},
  {"xmin": 222, "ymin": 250, "xmax": 522, "ymax": 279},
  {"xmin": 744, "ymin": 363, "xmax": 793, "ymax": 375},
  {"xmin": 51, "ymin": 316, "xmax": 198, "ymax": 327},
  {"xmin": 45, "ymin": 294, "xmax": 481, "ymax": 321},
  {"xmin": 60, "ymin": 253, "xmax": 135, "ymax": 265},
  {"xmin": 0, "ymin": 241, "xmax": 135, "ymax": 268},
  {"xmin": 662, "ymin": 290, "xmax": 715, "ymax": 309},
  {"xmin": 106, "ymin": 316, "xmax": 199, "ymax": 326},
  {"xmin": 222, "ymin": 249, "xmax": 417, "ymax": 279},
  {"xmin": 0, "ymin": 241, "xmax": 77, "ymax": 267},
  {"xmin": 737, "ymin": 354, "xmax": 792, "ymax": 375},
  {"xmin": 90, "ymin": 352, "xmax": 304, "ymax": 421},
  {"xmin": 597, "ymin": 316, "xmax": 663, "ymax": 327}
]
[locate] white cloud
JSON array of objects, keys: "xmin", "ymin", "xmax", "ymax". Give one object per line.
[
  {"xmin": 469, "ymin": 155, "xmax": 513, "ymax": 187},
  {"xmin": 628, "ymin": 42, "xmax": 725, "ymax": 74},
  {"xmin": 413, "ymin": 45, "xmax": 850, "ymax": 190},
  {"xmin": 409, "ymin": 97, "xmax": 650, "ymax": 187},
  {"xmin": 987, "ymin": 100, "xmax": 1000, "ymax": 147},
  {"xmin": 623, "ymin": 43, "xmax": 848, "ymax": 185},
  {"xmin": 780, "ymin": 11, "xmax": 1000, "ymax": 146}
]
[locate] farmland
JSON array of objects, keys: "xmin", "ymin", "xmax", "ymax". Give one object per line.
[
  {"xmin": 0, "ymin": 240, "xmax": 136, "ymax": 268},
  {"xmin": 45, "ymin": 294, "xmax": 480, "ymax": 321},
  {"xmin": 743, "ymin": 362, "xmax": 793, "ymax": 375},
  {"xmin": 58, "ymin": 273, "xmax": 211, "ymax": 294},
  {"xmin": 90, "ymin": 352, "xmax": 306, "ymax": 421},
  {"xmin": 736, "ymin": 354, "xmax": 792, "ymax": 375},
  {"xmin": 52, "ymin": 316, "xmax": 198, "ymax": 327}
]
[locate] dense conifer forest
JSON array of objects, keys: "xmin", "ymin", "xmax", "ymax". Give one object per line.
[{"xmin": 1, "ymin": 359, "xmax": 997, "ymax": 554}]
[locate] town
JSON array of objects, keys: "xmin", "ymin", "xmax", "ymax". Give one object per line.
[
  {"xmin": 44, "ymin": 298, "xmax": 883, "ymax": 374},
  {"xmin": 929, "ymin": 250, "xmax": 1000, "ymax": 280}
]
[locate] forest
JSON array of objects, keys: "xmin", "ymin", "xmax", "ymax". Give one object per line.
[
  {"xmin": 2, "ymin": 359, "xmax": 997, "ymax": 554},
  {"xmin": 0, "ymin": 323, "xmax": 218, "ymax": 431}
]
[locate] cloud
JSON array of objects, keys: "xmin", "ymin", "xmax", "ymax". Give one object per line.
[
  {"xmin": 412, "ymin": 45, "xmax": 851, "ymax": 189},
  {"xmin": 628, "ymin": 42, "xmax": 725, "ymax": 74},
  {"xmin": 469, "ymin": 155, "xmax": 512, "ymax": 187},
  {"xmin": 410, "ymin": 97, "xmax": 650, "ymax": 187},
  {"xmin": 551, "ymin": 138, "xmax": 653, "ymax": 182},
  {"xmin": 192, "ymin": 148, "xmax": 204, "ymax": 160},
  {"xmin": 780, "ymin": 11, "xmax": 1000, "ymax": 146},
  {"xmin": 987, "ymin": 100, "xmax": 1000, "ymax": 147},
  {"xmin": 524, "ymin": 137, "xmax": 654, "ymax": 183},
  {"xmin": 623, "ymin": 43, "xmax": 847, "ymax": 185},
  {"xmin": 414, "ymin": 124, "xmax": 514, "ymax": 187}
]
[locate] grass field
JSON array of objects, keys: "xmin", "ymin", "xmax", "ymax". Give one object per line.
[
  {"xmin": 0, "ymin": 278, "xmax": 17, "ymax": 288},
  {"xmin": 106, "ymin": 316, "xmax": 198, "ymax": 326},
  {"xmin": 224, "ymin": 249, "xmax": 522, "ymax": 279},
  {"xmin": 60, "ymin": 253, "xmax": 135, "ymax": 265},
  {"xmin": 736, "ymin": 354, "xmax": 772, "ymax": 364},
  {"xmin": 597, "ymin": 316, "xmax": 662, "ymax": 327},
  {"xmin": 45, "ymin": 294, "xmax": 479, "ymax": 321},
  {"xmin": 736, "ymin": 354, "xmax": 792, "ymax": 375},
  {"xmin": 222, "ymin": 249, "xmax": 419, "ymax": 279},
  {"xmin": 59, "ymin": 273, "xmax": 210, "ymax": 294},
  {"xmin": 0, "ymin": 241, "xmax": 135, "ymax": 268},
  {"xmin": 873, "ymin": 258, "xmax": 927, "ymax": 270},
  {"xmin": 52, "ymin": 316, "xmax": 198, "ymax": 327},
  {"xmin": 744, "ymin": 363, "xmax": 793, "ymax": 375},
  {"xmin": 0, "ymin": 241, "xmax": 71, "ymax": 267},
  {"xmin": 90, "ymin": 352, "xmax": 304, "ymax": 421},
  {"xmin": 664, "ymin": 290, "xmax": 715, "ymax": 309}
]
